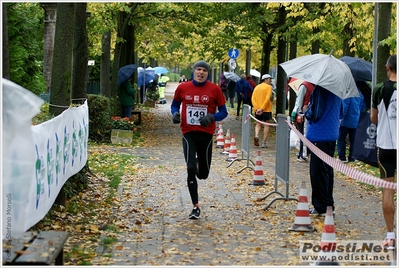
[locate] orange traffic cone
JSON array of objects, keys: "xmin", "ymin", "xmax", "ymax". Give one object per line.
[
  {"xmin": 249, "ymin": 150, "xmax": 266, "ymax": 185},
  {"xmin": 221, "ymin": 129, "xmax": 231, "ymax": 154},
  {"xmin": 289, "ymin": 181, "xmax": 314, "ymax": 232},
  {"xmin": 315, "ymin": 206, "xmax": 339, "ymax": 265},
  {"xmin": 226, "ymin": 134, "xmax": 237, "ymax": 161},
  {"xmin": 216, "ymin": 127, "xmax": 224, "ymax": 148}
]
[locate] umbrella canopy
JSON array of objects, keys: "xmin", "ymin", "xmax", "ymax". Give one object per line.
[
  {"xmin": 117, "ymin": 64, "xmax": 137, "ymax": 86},
  {"xmin": 138, "ymin": 69, "xmax": 156, "ymax": 87},
  {"xmin": 154, "ymin": 66, "xmax": 169, "ymax": 75},
  {"xmin": 287, "ymin": 78, "xmax": 304, "ymax": 94},
  {"xmin": 224, "ymin": 71, "xmax": 240, "ymax": 82},
  {"xmin": 340, "ymin": 56, "xmax": 373, "ymax": 82},
  {"xmin": 280, "ymin": 54, "xmax": 359, "ymax": 99},
  {"xmin": 250, "ymin": 69, "xmax": 261, "ymax": 78}
]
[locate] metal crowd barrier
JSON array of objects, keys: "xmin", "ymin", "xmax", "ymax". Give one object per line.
[
  {"xmin": 227, "ymin": 104, "xmax": 255, "ymax": 173},
  {"xmin": 258, "ymin": 113, "xmax": 297, "ymax": 209}
]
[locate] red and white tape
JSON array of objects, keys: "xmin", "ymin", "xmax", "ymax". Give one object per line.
[
  {"xmin": 286, "ymin": 120, "xmax": 397, "ymax": 190},
  {"xmin": 244, "ymin": 114, "xmax": 278, "ymax": 126}
]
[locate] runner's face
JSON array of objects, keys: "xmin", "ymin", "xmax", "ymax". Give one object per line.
[{"xmin": 193, "ymin": 67, "xmax": 208, "ymax": 83}]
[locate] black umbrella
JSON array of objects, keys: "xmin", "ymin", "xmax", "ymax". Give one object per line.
[
  {"xmin": 356, "ymin": 81, "xmax": 372, "ymax": 110},
  {"xmin": 118, "ymin": 64, "xmax": 137, "ymax": 86},
  {"xmin": 340, "ymin": 56, "xmax": 372, "ymax": 82}
]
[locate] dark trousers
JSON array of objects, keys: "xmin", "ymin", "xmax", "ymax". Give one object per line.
[
  {"xmin": 236, "ymin": 99, "xmax": 249, "ymax": 117},
  {"xmin": 182, "ymin": 131, "xmax": 213, "ymax": 206},
  {"xmin": 337, "ymin": 126, "xmax": 357, "ymax": 161},
  {"xmin": 309, "ymin": 141, "xmax": 336, "ymax": 213},
  {"xmin": 121, "ymin": 106, "xmax": 132, "ymax": 118},
  {"xmin": 296, "ymin": 121, "xmax": 305, "ymax": 158}
]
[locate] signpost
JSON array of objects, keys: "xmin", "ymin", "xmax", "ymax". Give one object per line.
[{"xmin": 228, "ymin": 48, "xmax": 239, "ymax": 72}]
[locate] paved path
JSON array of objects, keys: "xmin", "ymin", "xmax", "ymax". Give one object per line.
[{"xmin": 92, "ymin": 82, "xmax": 392, "ymax": 266}]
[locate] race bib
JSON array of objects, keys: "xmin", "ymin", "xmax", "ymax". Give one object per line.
[{"xmin": 186, "ymin": 105, "xmax": 207, "ymax": 125}]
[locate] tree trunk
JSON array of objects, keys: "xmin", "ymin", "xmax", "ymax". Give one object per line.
[
  {"xmin": 261, "ymin": 34, "xmax": 273, "ymax": 75},
  {"xmin": 40, "ymin": 3, "xmax": 57, "ymax": 93},
  {"xmin": 288, "ymin": 36, "xmax": 297, "ymax": 114},
  {"xmin": 49, "ymin": 3, "xmax": 74, "ymax": 116},
  {"xmin": 2, "ymin": 3, "xmax": 10, "ymax": 79},
  {"xmin": 311, "ymin": 28, "xmax": 320, "ymax": 55},
  {"xmin": 376, "ymin": 3, "xmax": 392, "ymax": 83},
  {"xmin": 342, "ymin": 21, "xmax": 355, "ymax": 56},
  {"xmin": 101, "ymin": 31, "xmax": 111, "ymax": 97},
  {"xmin": 71, "ymin": 3, "xmax": 88, "ymax": 103}
]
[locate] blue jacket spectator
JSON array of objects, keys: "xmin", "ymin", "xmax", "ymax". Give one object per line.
[{"xmin": 306, "ymin": 86, "xmax": 341, "ymax": 215}]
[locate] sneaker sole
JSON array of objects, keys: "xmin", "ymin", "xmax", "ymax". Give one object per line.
[{"xmin": 189, "ymin": 215, "xmax": 200, "ymax": 219}]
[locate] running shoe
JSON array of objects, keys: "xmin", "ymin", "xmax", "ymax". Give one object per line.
[
  {"xmin": 254, "ymin": 137, "xmax": 259, "ymax": 146},
  {"xmin": 382, "ymin": 237, "xmax": 396, "ymax": 250},
  {"xmin": 297, "ymin": 156, "xmax": 307, "ymax": 162},
  {"xmin": 261, "ymin": 142, "xmax": 268, "ymax": 148},
  {"xmin": 188, "ymin": 207, "xmax": 201, "ymax": 219}
]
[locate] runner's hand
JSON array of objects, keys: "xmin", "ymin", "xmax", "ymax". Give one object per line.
[
  {"xmin": 200, "ymin": 114, "xmax": 215, "ymax": 127},
  {"xmin": 172, "ymin": 112, "xmax": 181, "ymax": 124}
]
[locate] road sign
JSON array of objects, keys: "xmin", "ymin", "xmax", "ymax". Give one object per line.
[{"xmin": 228, "ymin": 48, "xmax": 240, "ymax": 59}]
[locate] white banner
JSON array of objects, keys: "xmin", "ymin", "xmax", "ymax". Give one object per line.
[{"xmin": 2, "ymin": 79, "xmax": 89, "ymax": 239}]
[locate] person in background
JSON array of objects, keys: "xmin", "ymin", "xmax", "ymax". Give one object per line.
[
  {"xmin": 219, "ymin": 73, "xmax": 229, "ymax": 100},
  {"xmin": 290, "ymin": 80, "xmax": 315, "ymax": 161},
  {"xmin": 118, "ymin": 78, "xmax": 136, "ymax": 118},
  {"xmin": 337, "ymin": 93, "xmax": 361, "ymax": 163},
  {"xmin": 227, "ymin": 79, "xmax": 236, "ymax": 108},
  {"xmin": 179, "ymin": 74, "xmax": 188, "ymax": 84},
  {"xmin": 370, "ymin": 54, "xmax": 397, "ymax": 249},
  {"xmin": 306, "ymin": 85, "xmax": 341, "ymax": 216},
  {"xmin": 251, "ymin": 74, "xmax": 273, "ymax": 148},
  {"xmin": 158, "ymin": 74, "xmax": 169, "ymax": 104},
  {"xmin": 246, "ymin": 75, "xmax": 256, "ymax": 108},
  {"xmin": 235, "ymin": 74, "xmax": 253, "ymax": 119},
  {"xmin": 171, "ymin": 60, "xmax": 228, "ymax": 220}
]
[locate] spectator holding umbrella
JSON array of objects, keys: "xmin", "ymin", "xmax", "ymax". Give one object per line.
[{"xmin": 117, "ymin": 64, "xmax": 137, "ymax": 118}]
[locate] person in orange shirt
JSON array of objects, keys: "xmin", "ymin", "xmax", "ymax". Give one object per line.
[{"xmin": 251, "ymin": 74, "xmax": 273, "ymax": 148}]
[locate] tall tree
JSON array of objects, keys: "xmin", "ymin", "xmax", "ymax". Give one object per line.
[
  {"xmin": 376, "ymin": 3, "xmax": 392, "ymax": 83},
  {"xmin": 40, "ymin": 3, "xmax": 57, "ymax": 93},
  {"xmin": 100, "ymin": 31, "xmax": 111, "ymax": 97},
  {"xmin": 71, "ymin": 3, "xmax": 89, "ymax": 103},
  {"xmin": 49, "ymin": 3, "xmax": 74, "ymax": 116}
]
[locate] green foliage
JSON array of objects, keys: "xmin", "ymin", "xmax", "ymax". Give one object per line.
[
  {"xmin": 7, "ymin": 3, "xmax": 46, "ymax": 94},
  {"xmin": 145, "ymin": 88, "xmax": 160, "ymax": 102},
  {"xmin": 32, "ymin": 103, "xmax": 55, "ymax": 125},
  {"xmin": 87, "ymin": 94, "xmax": 112, "ymax": 143}
]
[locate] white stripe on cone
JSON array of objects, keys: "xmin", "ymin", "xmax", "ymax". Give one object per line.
[
  {"xmin": 222, "ymin": 129, "xmax": 231, "ymax": 154},
  {"xmin": 227, "ymin": 134, "xmax": 237, "ymax": 160},
  {"xmin": 216, "ymin": 127, "xmax": 224, "ymax": 148},
  {"xmin": 289, "ymin": 181, "xmax": 314, "ymax": 232},
  {"xmin": 315, "ymin": 206, "xmax": 338, "ymax": 265},
  {"xmin": 252, "ymin": 150, "xmax": 265, "ymax": 185}
]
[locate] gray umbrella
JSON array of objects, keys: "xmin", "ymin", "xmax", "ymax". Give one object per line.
[
  {"xmin": 280, "ymin": 53, "xmax": 359, "ymax": 99},
  {"xmin": 223, "ymin": 72, "xmax": 240, "ymax": 82}
]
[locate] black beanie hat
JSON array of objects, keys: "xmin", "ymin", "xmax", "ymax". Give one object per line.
[{"xmin": 194, "ymin": 60, "xmax": 210, "ymax": 73}]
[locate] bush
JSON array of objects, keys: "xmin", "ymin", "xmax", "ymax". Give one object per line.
[{"xmin": 87, "ymin": 94, "xmax": 112, "ymax": 143}]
